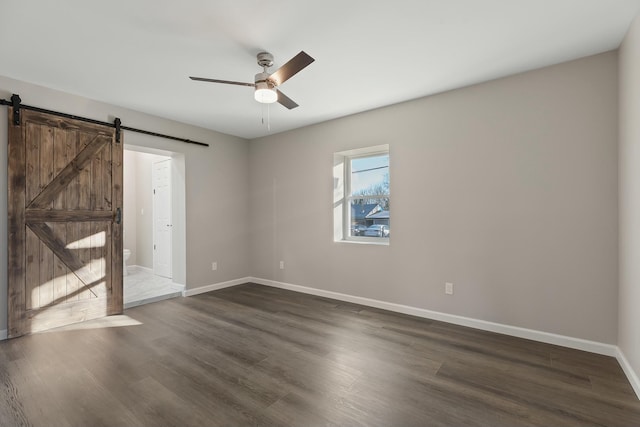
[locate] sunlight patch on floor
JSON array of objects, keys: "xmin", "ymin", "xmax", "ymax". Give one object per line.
[{"xmin": 38, "ymin": 315, "xmax": 143, "ymax": 333}]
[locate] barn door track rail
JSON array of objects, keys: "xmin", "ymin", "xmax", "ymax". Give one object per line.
[{"xmin": 1, "ymin": 94, "xmax": 209, "ymax": 147}]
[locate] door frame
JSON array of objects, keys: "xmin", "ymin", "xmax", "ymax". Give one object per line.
[{"xmin": 122, "ymin": 145, "xmax": 186, "ymax": 287}]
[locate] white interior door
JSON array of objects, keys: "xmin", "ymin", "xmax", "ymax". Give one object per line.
[{"xmin": 153, "ymin": 159, "xmax": 172, "ymax": 278}]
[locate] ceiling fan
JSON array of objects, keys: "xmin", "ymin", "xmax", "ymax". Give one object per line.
[{"xmin": 189, "ymin": 51, "xmax": 315, "ymax": 109}]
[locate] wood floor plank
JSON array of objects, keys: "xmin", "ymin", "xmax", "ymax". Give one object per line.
[
  {"xmin": 0, "ymin": 360, "xmax": 31, "ymax": 427},
  {"xmin": 0, "ymin": 282, "xmax": 639, "ymax": 427}
]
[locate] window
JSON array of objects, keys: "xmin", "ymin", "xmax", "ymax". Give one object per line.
[{"xmin": 334, "ymin": 145, "xmax": 390, "ymax": 243}]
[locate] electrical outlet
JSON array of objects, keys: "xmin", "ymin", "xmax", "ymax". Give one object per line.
[
  {"xmin": 445, "ymin": 282, "xmax": 454, "ymax": 295},
  {"xmin": 212, "ymin": 262, "xmax": 217, "ymax": 271},
  {"xmin": 279, "ymin": 261, "xmax": 285, "ymax": 270}
]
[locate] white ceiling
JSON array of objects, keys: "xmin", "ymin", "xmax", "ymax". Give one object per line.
[{"xmin": 1, "ymin": 1, "xmax": 639, "ymax": 139}]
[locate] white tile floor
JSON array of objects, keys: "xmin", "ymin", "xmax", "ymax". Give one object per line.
[{"xmin": 123, "ymin": 267, "xmax": 184, "ymax": 309}]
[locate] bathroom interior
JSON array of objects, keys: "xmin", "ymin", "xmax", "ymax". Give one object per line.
[{"xmin": 123, "ymin": 148, "xmax": 184, "ymax": 308}]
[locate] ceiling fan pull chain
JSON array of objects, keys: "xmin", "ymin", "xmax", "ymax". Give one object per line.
[{"xmin": 260, "ymin": 103, "xmax": 271, "ymax": 131}]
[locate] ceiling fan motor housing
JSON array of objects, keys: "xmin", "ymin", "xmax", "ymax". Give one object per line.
[
  {"xmin": 254, "ymin": 71, "xmax": 277, "ymax": 103},
  {"xmin": 254, "ymin": 72, "xmax": 274, "ymax": 88}
]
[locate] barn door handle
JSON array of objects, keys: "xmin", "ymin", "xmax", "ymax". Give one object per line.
[{"xmin": 115, "ymin": 208, "xmax": 122, "ymax": 225}]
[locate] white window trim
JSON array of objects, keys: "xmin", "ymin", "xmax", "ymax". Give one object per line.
[{"xmin": 333, "ymin": 144, "xmax": 390, "ymax": 245}]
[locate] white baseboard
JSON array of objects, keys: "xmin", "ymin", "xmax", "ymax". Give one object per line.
[
  {"xmin": 616, "ymin": 348, "xmax": 640, "ymax": 399},
  {"xmin": 0, "ymin": 329, "xmax": 7, "ymax": 340},
  {"xmin": 249, "ymin": 277, "xmax": 618, "ymax": 357},
  {"xmin": 184, "ymin": 277, "xmax": 252, "ymax": 297}
]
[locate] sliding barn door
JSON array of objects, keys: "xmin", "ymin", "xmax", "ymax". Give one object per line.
[{"xmin": 7, "ymin": 108, "xmax": 123, "ymax": 338}]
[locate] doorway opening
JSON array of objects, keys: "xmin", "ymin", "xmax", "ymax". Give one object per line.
[{"xmin": 123, "ymin": 147, "xmax": 186, "ymax": 308}]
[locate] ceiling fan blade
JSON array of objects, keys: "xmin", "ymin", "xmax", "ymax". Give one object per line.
[
  {"xmin": 189, "ymin": 76, "xmax": 254, "ymax": 87},
  {"xmin": 277, "ymin": 90, "xmax": 299, "ymax": 109},
  {"xmin": 269, "ymin": 51, "xmax": 315, "ymax": 86}
]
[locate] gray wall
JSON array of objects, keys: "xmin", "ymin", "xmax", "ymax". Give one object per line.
[
  {"xmin": 0, "ymin": 75, "xmax": 251, "ymax": 333},
  {"xmin": 249, "ymin": 52, "xmax": 619, "ymax": 344},
  {"xmin": 0, "ymin": 50, "xmax": 624, "ymax": 348},
  {"xmin": 619, "ymin": 15, "xmax": 640, "ymax": 383}
]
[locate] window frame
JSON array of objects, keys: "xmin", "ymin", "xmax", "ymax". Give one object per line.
[{"xmin": 334, "ymin": 145, "xmax": 390, "ymax": 245}]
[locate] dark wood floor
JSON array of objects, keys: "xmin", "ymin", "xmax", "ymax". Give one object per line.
[{"xmin": 1, "ymin": 283, "xmax": 639, "ymax": 427}]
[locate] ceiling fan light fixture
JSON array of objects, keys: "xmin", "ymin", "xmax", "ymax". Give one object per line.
[{"xmin": 254, "ymin": 80, "xmax": 277, "ymax": 104}]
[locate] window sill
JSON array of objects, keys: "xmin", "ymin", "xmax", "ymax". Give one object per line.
[{"xmin": 336, "ymin": 239, "xmax": 390, "ymax": 246}]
